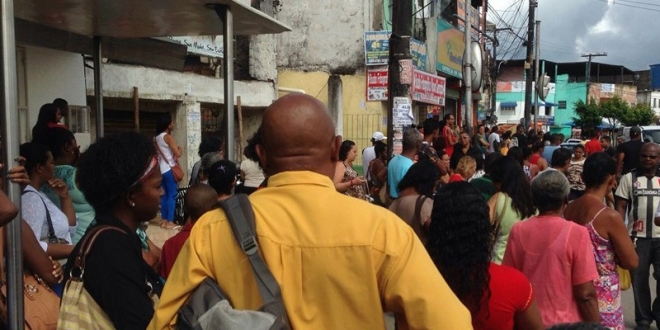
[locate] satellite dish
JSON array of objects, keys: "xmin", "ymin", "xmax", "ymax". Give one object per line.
[{"xmin": 470, "ymin": 41, "xmax": 483, "ymax": 92}]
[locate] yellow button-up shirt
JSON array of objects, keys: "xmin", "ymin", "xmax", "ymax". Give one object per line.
[{"xmin": 149, "ymin": 171, "xmax": 471, "ymax": 329}]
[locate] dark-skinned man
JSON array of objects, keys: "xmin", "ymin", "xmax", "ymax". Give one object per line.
[
  {"xmin": 150, "ymin": 93, "xmax": 471, "ymax": 329},
  {"xmin": 616, "ymin": 142, "xmax": 660, "ymax": 330}
]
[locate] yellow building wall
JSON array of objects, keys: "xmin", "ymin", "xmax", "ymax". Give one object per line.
[{"xmin": 277, "ymin": 70, "xmax": 387, "ymax": 170}]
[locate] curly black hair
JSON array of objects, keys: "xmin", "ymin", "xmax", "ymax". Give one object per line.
[
  {"xmin": 76, "ymin": 132, "xmax": 156, "ymax": 214},
  {"xmin": 489, "ymin": 156, "xmax": 536, "ymax": 219},
  {"xmin": 31, "ymin": 103, "xmax": 58, "ymax": 141},
  {"xmin": 426, "ymin": 181, "xmax": 492, "ymax": 321},
  {"xmin": 397, "ymin": 160, "xmax": 440, "ymax": 197}
]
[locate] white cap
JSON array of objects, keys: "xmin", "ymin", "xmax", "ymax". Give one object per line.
[{"xmin": 372, "ymin": 131, "xmax": 387, "ymax": 141}]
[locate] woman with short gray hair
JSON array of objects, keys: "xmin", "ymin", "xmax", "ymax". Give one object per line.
[{"xmin": 503, "ymin": 170, "xmax": 601, "ymax": 327}]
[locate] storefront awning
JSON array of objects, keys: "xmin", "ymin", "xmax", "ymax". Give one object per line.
[
  {"xmin": 14, "ymin": 0, "xmax": 291, "ymax": 38},
  {"xmin": 500, "ymin": 101, "xmax": 517, "ymax": 107}
]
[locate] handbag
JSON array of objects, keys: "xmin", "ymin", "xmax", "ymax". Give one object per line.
[
  {"xmin": 177, "ymin": 194, "xmax": 290, "ymax": 330},
  {"xmin": 58, "ymin": 225, "xmax": 159, "ymax": 330},
  {"xmin": 617, "ymin": 265, "xmax": 631, "ymax": 291},
  {"xmin": 0, "ymin": 227, "xmax": 60, "ymax": 330},
  {"xmin": 155, "ymin": 136, "xmax": 184, "ymax": 182}
]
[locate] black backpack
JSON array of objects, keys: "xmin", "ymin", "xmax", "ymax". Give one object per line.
[{"xmin": 176, "ymin": 194, "xmax": 289, "ymax": 330}]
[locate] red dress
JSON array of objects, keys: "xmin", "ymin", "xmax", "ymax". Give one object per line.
[{"xmin": 473, "ymin": 263, "xmax": 534, "ymax": 330}]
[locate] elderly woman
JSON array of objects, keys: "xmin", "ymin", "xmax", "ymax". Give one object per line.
[
  {"xmin": 427, "ymin": 182, "xmax": 543, "ymax": 330},
  {"xmin": 503, "ymin": 170, "xmax": 600, "ymax": 327},
  {"xmin": 564, "ymin": 152, "xmax": 638, "ymax": 329},
  {"xmin": 63, "ymin": 132, "xmax": 164, "ymax": 329}
]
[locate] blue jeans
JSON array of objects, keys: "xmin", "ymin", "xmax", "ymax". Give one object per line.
[
  {"xmin": 632, "ymin": 237, "xmax": 660, "ymax": 329},
  {"xmin": 160, "ymin": 170, "xmax": 178, "ymax": 221}
]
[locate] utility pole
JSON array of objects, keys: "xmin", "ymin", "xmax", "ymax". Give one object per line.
[
  {"xmin": 464, "ymin": 0, "xmax": 473, "ymax": 133},
  {"xmin": 523, "ymin": 0, "xmax": 537, "ymax": 129},
  {"xmin": 386, "ymin": 0, "xmax": 412, "ymax": 156},
  {"xmin": 581, "ymin": 52, "xmax": 607, "ymax": 102},
  {"xmin": 533, "ymin": 20, "xmax": 540, "ymax": 129}
]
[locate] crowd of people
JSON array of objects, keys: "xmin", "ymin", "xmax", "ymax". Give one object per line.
[{"xmin": 0, "ymin": 93, "xmax": 655, "ymax": 330}]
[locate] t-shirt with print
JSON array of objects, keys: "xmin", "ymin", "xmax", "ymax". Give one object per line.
[
  {"xmin": 488, "ymin": 133, "xmax": 501, "ymax": 153},
  {"xmin": 616, "ymin": 170, "xmax": 660, "ymax": 238}
]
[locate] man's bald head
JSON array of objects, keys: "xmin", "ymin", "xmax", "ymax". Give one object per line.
[
  {"xmin": 257, "ymin": 93, "xmax": 340, "ymax": 178},
  {"xmin": 184, "ymin": 183, "xmax": 218, "ymax": 222}
]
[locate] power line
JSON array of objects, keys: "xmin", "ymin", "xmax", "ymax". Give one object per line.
[
  {"xmin": 594, "ymin": 0, "xmax": 660, "ymax": 12},
  {"xmin": 615, "ymin": 0, "xmax": 660, "ymax": 8}
]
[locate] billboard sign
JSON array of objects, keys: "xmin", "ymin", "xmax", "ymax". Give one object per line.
[
  {"xmin": 412, "ymin": 69, "xmax": 446, "ymax": 106},
  {"xmin": 436, "ymin": 19, "xmax": 465, "ymax": 79},
  {"xmin": 364, "ymin": 31, "xmax": 390, "ymax": 66}
]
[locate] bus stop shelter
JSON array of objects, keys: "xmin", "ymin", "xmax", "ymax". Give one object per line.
[{"xmin": 1, "ymin": 1, "xmax": 290, "ymax": 328}]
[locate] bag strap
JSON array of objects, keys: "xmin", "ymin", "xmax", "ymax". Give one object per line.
[
  {"xmin": 69, "ymin": 225, "xmax": 127, "ymax": 280},
  {"xmin": 154, "ymin": 136, "xmax": 174, "ymax": 169},
  {"xmin": 22, "ymin": 189, "xmax": 56, "ymax": 242},
  {"xmin": 493, "ymin": 193, "xmax": 509, "ymax": 235},
  {"xmin": 412, "ymin": 195, "xmax": 427, "ymax": 233},
  {"xmin": 219, "ymin": 194, "xmax": 281, "ymax": 305}
]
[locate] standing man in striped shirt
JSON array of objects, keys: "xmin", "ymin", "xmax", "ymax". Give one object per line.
[{"xmin": 615, "ymin": 142, "xmax": 660, "ymax": 330}]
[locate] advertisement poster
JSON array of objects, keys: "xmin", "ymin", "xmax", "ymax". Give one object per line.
[
  {"xmin": 364, "ymin": 31, "xmax": 390, "ymax": 66},
  {"xmin": 410, "ymin": 38, "xmax": 427, "ymax": 71},
  {"xmin": 393, "ymin": 97, "xmax": 414, "ymax": 127},
  {"xmin": 367, "ymin": 67, "xmax": 388, "ymax": 101},
  {"xmin": 411, "ymin": 69, "xmax": 446, "ymax": 106},
  {"xmin": 436, "ymin": 19, "xmax": 465, "ymax": 79}
]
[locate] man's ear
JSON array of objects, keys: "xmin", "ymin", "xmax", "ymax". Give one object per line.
[
  {"xmin": 256, "ymin": 144, "xmax": 267, "ymax": 172},
  {"xmin": 330, "ymin": 135, "xmax": 342, "ymax": 162}
]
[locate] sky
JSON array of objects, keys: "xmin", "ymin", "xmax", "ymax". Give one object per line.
[{"xmin": 488, "ymin": 0, "xmax": 660, "ymax": 71}]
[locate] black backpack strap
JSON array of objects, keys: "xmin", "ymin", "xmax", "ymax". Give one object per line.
[
  {"xmin": 220, "ymin": 194, "xmax": 281, "ymax": 305},
  {"xmin": 22, "ymin": 189, "xmax": 57, "ymax": 242}
]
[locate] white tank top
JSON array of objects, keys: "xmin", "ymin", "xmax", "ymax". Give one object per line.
[{"xmin": 155, "ymin": 132, "xmax": 175, "ymax": 173}]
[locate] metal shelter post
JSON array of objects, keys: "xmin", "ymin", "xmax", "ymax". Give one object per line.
[
  {"xmin": 94, "ymin": 36, "xmax": 104, "ymax": 138},
  {"xmin": 0, "ymin": 0, "xmax": 24, "ymax": 328},
  {"xmin": 214, "ymin": 5, "xmax": 235, "ymax": 162}
]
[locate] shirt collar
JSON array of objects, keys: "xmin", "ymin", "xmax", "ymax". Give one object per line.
[{"xmin": 266, "ymin": 171, "xmax": 335, "ymax": 189}]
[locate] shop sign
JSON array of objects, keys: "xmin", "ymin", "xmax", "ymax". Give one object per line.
[
  {"xmin": 158, "ymin": 36, "xmax": 224, "ymax": 58},
  {"xmin": 411, "ymin": 69, "xmax": 446, "ymax": 106},
  {"xmin": 436, "ymin": 19, "xmax": 465, "ymax": 79},
  {"xmin": 410, "ymin": 38, "xmax": 427, "ymax": 70},
  {"xmin": 367, "ymin": 67, "xmax": 388, "ymax": 101},
  {"xmin": 364, "ymin": 31, "xmax": 390, "ymax": 66}
]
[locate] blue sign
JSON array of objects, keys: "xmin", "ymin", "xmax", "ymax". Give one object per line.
[
  {"xmin": 364, "ymin": 31, "xmax": 390, "ymax": 66},
  {"xmin": 411, "ymin": 38, "xmax": 427, "ymax": 71}
]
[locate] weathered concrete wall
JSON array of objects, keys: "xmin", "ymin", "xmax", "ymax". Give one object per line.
[
  {"xmin": 85, "ymin": 64, "xmax": 277, "ymax": 107},
  {"xmin": 275, "ymin": 0, "xmax": 373, "ymax": 73}
]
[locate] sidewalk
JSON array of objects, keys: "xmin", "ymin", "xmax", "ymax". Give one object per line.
[{"xmin": 144, "ymin": 220, "xmax": 180, "ymax": 248}]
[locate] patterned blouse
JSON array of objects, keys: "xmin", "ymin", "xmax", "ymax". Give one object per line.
[{"xmin": 342, "ymin": 162, "xmax": 367, "ymax": 200}]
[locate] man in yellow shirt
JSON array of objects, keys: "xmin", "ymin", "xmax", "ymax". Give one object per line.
[{"xmin": 149, "ymin": 93, "xmax": 472, "ymax": 329}]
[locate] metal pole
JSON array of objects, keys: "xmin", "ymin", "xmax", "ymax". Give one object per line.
[
  {"xmin": 94, "ymin": 36, "xmax": 104, "ymax": 138},
  {"xmin": 523, "ymin": 0, "xmax": 537, "ymax": 129},
  {"xmin": 464, "ymin": 0, "xmax": 473, "ymax": 133},
  {"xmin": 491, "ymin": 30, "xmax": 498, "ymax": 123},
  {"xmin": 0, "ymin": 0, "xmax": 24, "ymax": 328},
  {"xmin": 215, "ymin": 5, "xmax": 235, "ymax": 162},
  {"xmin": 533, "ymin": 20, "xmax": 540, "ymax": 130}
]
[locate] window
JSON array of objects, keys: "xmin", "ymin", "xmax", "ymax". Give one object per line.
[
  {"xmin": 558, "ymin": 101, "xmax": 567, "ymax": 109},
  {"xmin": 654, "ymin": 98, "xmax": 657, "ymax": 108},
  {"xmin": 500, "ymin": 102, "xmax": 517, "ymax": 111},
  {"xmin": 66, "ymin": 106, "xmax": 90, "ymax": 134}
]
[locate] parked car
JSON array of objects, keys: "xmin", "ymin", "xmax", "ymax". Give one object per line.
[
  {"xmin": 617, "ymin": 126, "xmax": 660, "ymax": 144},
  {"xmin": 560, "ymin": 139, "xmax": 583, "ymax": 152}
]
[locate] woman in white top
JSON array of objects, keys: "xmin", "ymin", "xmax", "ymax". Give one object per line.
[
  {"xmin": 237, "ymin": 144, "xmax": 265, "ymax": 195},
  {"xmin": 20, "ymin": 142, "xmax": 76, "ymax": 260},
  {"xmin": 155, "ymin": 114, "xmax": 182, "ymax": 228}
]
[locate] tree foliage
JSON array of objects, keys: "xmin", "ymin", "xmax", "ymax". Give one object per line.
[
  {"xmin": 572, "ymin": 99, "xmax": 601, "ymax": 131},
  {"xmin": 620, "ymin": 104, "xmax": 655, "ymax": 126},
  {"xmin": 573, "ymin": 96, "xmax": 655, "ymax": 129}
]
